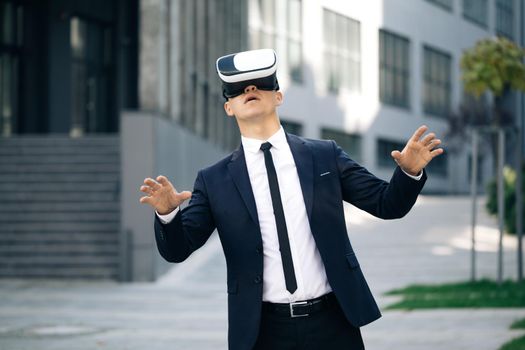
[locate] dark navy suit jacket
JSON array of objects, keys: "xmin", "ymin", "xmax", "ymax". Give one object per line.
[{"xmin": 154, "ymin": 133, "xmax": 427, "ymax": 350}]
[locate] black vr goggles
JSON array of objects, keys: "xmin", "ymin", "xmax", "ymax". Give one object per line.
[{"xmin": 216, "ymin": 49, "xmax": 280, "ymax": 99}]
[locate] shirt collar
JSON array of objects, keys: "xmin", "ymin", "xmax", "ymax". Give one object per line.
[{"xmin": 241, "ymin": 125, "xmax": 287, "ymax": 154}]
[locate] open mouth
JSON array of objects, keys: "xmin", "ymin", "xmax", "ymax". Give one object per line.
[{"xmin": 244, "ymin": 95, "xmax": 260, "ymax": 104}]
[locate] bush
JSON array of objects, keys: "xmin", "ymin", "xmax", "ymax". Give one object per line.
[{"xmin": 486, "ymin": 165, "xmax": 525, "ymax": 234}]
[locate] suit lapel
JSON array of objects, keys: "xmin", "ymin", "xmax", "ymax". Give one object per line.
[
  {"xmin": 227, "ymin": 145, "xmax": 260, "ymax": 226},
  {"xmin": 286, "ymin": 133, "xmax": 314, "ymax": 220}
]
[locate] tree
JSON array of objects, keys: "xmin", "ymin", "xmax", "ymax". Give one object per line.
[
  {"xmin": 460, "ymin": 36, "xmax": 525, "ymax": 284},
  {"xmin": 461, "ymin": 36, "xmax": 525, "ymax": 106}
]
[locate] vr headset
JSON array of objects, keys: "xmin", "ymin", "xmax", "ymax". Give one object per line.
[{"xmin": 216, "ymin": 49, "xmax": 280, "ymax": 99}]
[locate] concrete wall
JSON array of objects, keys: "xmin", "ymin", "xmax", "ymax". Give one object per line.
[
  {"xmin": 139, "ymin": 0, "xmax": 249, "ymax": 151},
  {"xmin": 120, "ymin": 111, "xmax": 226, "ymax": 281}
]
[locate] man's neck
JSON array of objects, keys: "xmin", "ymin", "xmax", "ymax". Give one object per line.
[{"xmin": 238, "ymin": 114, "xmax": 281, "ymax": 140}]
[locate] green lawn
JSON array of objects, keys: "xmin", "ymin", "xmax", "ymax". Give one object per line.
[
  {"xmin": 385, "ymin": 280, "xmax": 525, "ymax": 350},
  {"xmin": 511, "ymin": 318, "xmax": 525, "ymax": 330},
  {"xmin": 385, "ymin": 279, "xmax": 525, "ymax": 310},
  {"xmin": 499, "ymin": 318, "xmax": 525, "ymax": 350},
  {"xmin": 500, "ymin": 334, "xmax": 525, "ymax": 350}
]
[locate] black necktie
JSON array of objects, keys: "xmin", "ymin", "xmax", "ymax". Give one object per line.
[{"xmin": 260, "ymin": 142, "xmax": 298, "ymax": 294}]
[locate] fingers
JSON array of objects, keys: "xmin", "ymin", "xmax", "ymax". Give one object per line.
[
  {"xmin": 425, "ymin": 139, "xmax": 442, "ymax": 150},
  {"xmin": 178, "ymin": 191, "xmax": 192, "ymax": 201},
  {"xmin": 140, "ymin": 185, "xmax": 154, "ymax": 196},
  {"xmin": 156, "ymin": 175, "xmax": 171, "ymax": 187},
  {"xmin": 420, "ymin": 132, "xmax": 436, "ymax": 146},
  {"xmin": 144, "ymin": 177, "xmax": 161, "ymax": 191},
  {"xmin": 391, "ymin": 150, "xmax": 401, "ymax": 161},
  {"xmin": 139, "ymin": 195, "xmax": 153, "ymax": 205},
  {"xmin": 430, "ymin": 148, "xmax": 444, "ymax": 157},
  {"xmin": 410, "ymin": 125, "xmax": 428, "ymax": 142}
]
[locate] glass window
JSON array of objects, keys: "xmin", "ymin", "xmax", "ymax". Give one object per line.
[
  {"xmin": 423, "ymin": 45, "xmax": 452, "ymax": 118},
  {"xmin": 377, "ymin": 138, "xmax": 405, "ymax": 168},
  {"xmin": 322, "ymin": 128, "xmax": 362, "ymax": 163},
  {"xmin": 287, "ymin": 0, "xmax": 302, "ymax": 83},
  {"xmin": 323, "ymin": 9, "xmax": 360, "ymax": 94},
  {"xmin": 463, "ymin": 0, "xmax": 488, "ymax": 27},
  {"xmin": 426, "ymin": 151, "xmax": 448, "ymax": 176},
  {"xmin": 0, "ymin": 1, "xmax": 23, "ymax": 136},
  {"xmin": 425, "ymin": 0, "xmax": 453, "ymax": 11},
  {"xmin": 379, "ymin": 30, "xmax": 410, "ymax": 109},
  {"xmin": 70, "ymin": 16, "xmax": 114, "ymax": 134},
  {"xmin": 281, "ymin": 119, "xmax": 303, "ymax": 135},
  {"xmin": 377, "ymin": 137, "xmax": 447, "ymax": 176},
  {"xmin": 496, "ymin": 0, "xmax": 514, "ymax": 39},
  {"xmin": 249, "ymin": 0, "xmax": 303, "ymax": 84},
  {"xmin": 249, "ymin": 0, "xmax": 277, "ymax": 49}
]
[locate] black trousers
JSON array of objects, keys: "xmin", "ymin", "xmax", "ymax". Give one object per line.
[{"xmin": 253, "ymin": 295, "xmax": 365, "ymax": 350}]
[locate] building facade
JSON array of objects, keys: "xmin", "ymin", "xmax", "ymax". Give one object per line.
[
  {"xmin": 0, "ymin": 0, "xmax": 523, "ymax": 281},
  {"xmin": 245, "ymin": 0, "xmax": 523, "ymax": 193}
]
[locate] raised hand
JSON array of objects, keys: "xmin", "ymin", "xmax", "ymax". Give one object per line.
[
  {"xmin": 391, "ymin": 125, "xmax": 444, "ymax": 176},
  {"xmin": 139, "ymin": 175, "xmax": 192, "ymax": 215}
]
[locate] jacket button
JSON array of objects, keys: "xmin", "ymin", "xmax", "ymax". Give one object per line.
[
  {"xmin": 254, "ymin": 275, "xmax": 262, "ymax": 284},
  {"xmin": 255, "ymin": 247, "xmax": 261, "ymax": 254}
]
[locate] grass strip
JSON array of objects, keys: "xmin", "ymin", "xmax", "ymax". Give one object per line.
[
  {"xmin": 385, "ymin": 279, "xmax": 525, "ymax": 310},
  {"xmin": 500, "ymin": 334, "xmax": 525, "ymax": 350}
]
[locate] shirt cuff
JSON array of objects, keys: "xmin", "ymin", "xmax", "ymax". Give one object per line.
[
  {"xmin": 401, "ymin": 168, "xmax": 423, "ymax": 181},
  {"xmin": 156, "ymin": 207, "xmax": 179, "ymax": 224}
]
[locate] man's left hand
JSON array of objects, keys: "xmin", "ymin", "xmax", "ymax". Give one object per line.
[{"xmin": 391, "ymin": 125, "xmax": 444, "ymax": 176}]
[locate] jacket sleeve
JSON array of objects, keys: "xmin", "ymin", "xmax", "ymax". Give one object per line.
[
  {"xmin": 333, "ymin": 141, "xmax": 427, "ymax": 219},
  {"xmin": 153, "ymin": 170, "xmax": 216, "ymax": 263}
]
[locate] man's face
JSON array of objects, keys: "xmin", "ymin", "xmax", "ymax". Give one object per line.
[{"xmin": 223, "ymin": 85, "xmax": 283, "ymax": 121}]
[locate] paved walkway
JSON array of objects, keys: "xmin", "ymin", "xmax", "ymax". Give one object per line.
[{"xmin": 0, "ymin": 196, "xmax": 524, "ymax": 349}]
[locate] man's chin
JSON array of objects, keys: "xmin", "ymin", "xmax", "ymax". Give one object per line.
[{"xmin": 236, "ymin": 112, "xmax": 267, "ymax": 122}]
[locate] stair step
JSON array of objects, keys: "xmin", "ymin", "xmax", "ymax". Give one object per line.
[
  {"xmin": 0, "ymin": 163, "xmax": 119, "ymax": 173},
  {"xmin": 0, "ymin": 222, "xmax": 119, "ymax": 232},
  {"xmin": 0, "ymin": 202, "xmax": 119, "ymax": 212},
  {"xmin": 0, "ymin": 135, "xmax": 122, "ymax": 280},
  {"xmin": 0, "ymin": 182, "xmax": 119, "ymax": 192},
  {"xmin": 0, "ymin": 135, "xmax": 119, "ymax": 147},
  {"xmin": 0, "ymin": 266, "xmax": 118, "ymax": 279},
  {"xmin": 0, "ymin": 173, "xmax": 119, "ymax": 183},
  {"xmin": 0, "ymin": 232, "xmax": 119, "ymax": 243},
  {"xmin": 0, "ymin": 147, "xmax": 119, "ymax": 156},
  {"xmin": 0, "ymin": 211, "xmax": 119, "ymax": 222},
  {"xmin": 0, "ymin": 154, "xmax": 119, "ymax": 164},
  {"xmin": 0, "ymin": 242, "xmax": 118, "ymax": 255},
  {"xmin": 3, "ymin": 192, "xmax": 119, "ymax": 202},
  {"xmin": 0, "ymin": 254, "xmax": 119, "ymax": 265}
]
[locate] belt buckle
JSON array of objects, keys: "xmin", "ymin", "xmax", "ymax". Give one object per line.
[{"xmin": 289, "ymin": 300, "xmax": 309, "ymax": 318}]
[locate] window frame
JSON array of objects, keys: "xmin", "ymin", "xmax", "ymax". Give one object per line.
[
  {"xmin": 425, "ymin": 0, "xmax": 453, "ymax": 12},
  {"xmin": 462, "ymin": 0, "xmax": 489, "ymax": 28},
  {"xmin": 495, "ymin": 0, "xmax": 514, "ymax": 39},
  {"xmin": 321, "ymin": 127, "xmax": 363, "ymax": 163},
  {"xmin": 379, "ymin": 29, "xmax": 411, "ymax": 109},
  {"xmin": 422, "ymin": 44, "xmax": 452, "ymax": 118},
  {"xmin": 323, "ymin": 8, "xmax": 361, "ymax": 95}
]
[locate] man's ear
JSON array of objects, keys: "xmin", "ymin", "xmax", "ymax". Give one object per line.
[
  {"xmin": 223, "ymin": 101, "xmax": 235, "ymax": 117},
  {"xmin": 275, "ymin": 91, "xmax": 283, "ymax": 106}
]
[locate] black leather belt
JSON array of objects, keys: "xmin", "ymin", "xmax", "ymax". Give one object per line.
[{"xmin": 262, "ymin": 292, "xmax": 336, "ymax": 318}]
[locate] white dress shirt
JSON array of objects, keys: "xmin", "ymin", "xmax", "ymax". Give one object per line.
[
  {"xmin": 156, "ymin": 126, "xmax": 422, "ymax": 303},
  {"xmin": 239, "ymin": 126, "xmax": 333, "ymax": 302}
]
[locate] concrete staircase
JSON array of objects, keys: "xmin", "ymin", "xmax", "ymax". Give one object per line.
[{"xmin": 0, "ymin": 135, "xmax": 121, "ymax": 279}]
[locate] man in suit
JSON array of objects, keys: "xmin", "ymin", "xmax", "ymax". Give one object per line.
[{"xmin": 139, "ymin": 49, "xmax": 443, "ymax": 349}]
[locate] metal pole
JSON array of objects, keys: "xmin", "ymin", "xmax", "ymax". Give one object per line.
[
  {"xmin": 517, "ymin": 128, "xmax": 523, "ymax": 282},
  {"xmin": 470, "ymin": 130, "xmax": 478, "ymax": 282},
  {"xmin": 516, "ymin": 0, "xmax": 525, "ymax": 282},
  {"xmin": 497, "ymin": 129, "xmax": 505, "ymax": 285}
]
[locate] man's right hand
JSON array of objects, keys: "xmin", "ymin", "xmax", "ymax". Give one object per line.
[{"xmin": 139, "ymin": 175, "xmax": 192, "ymax": 215}]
